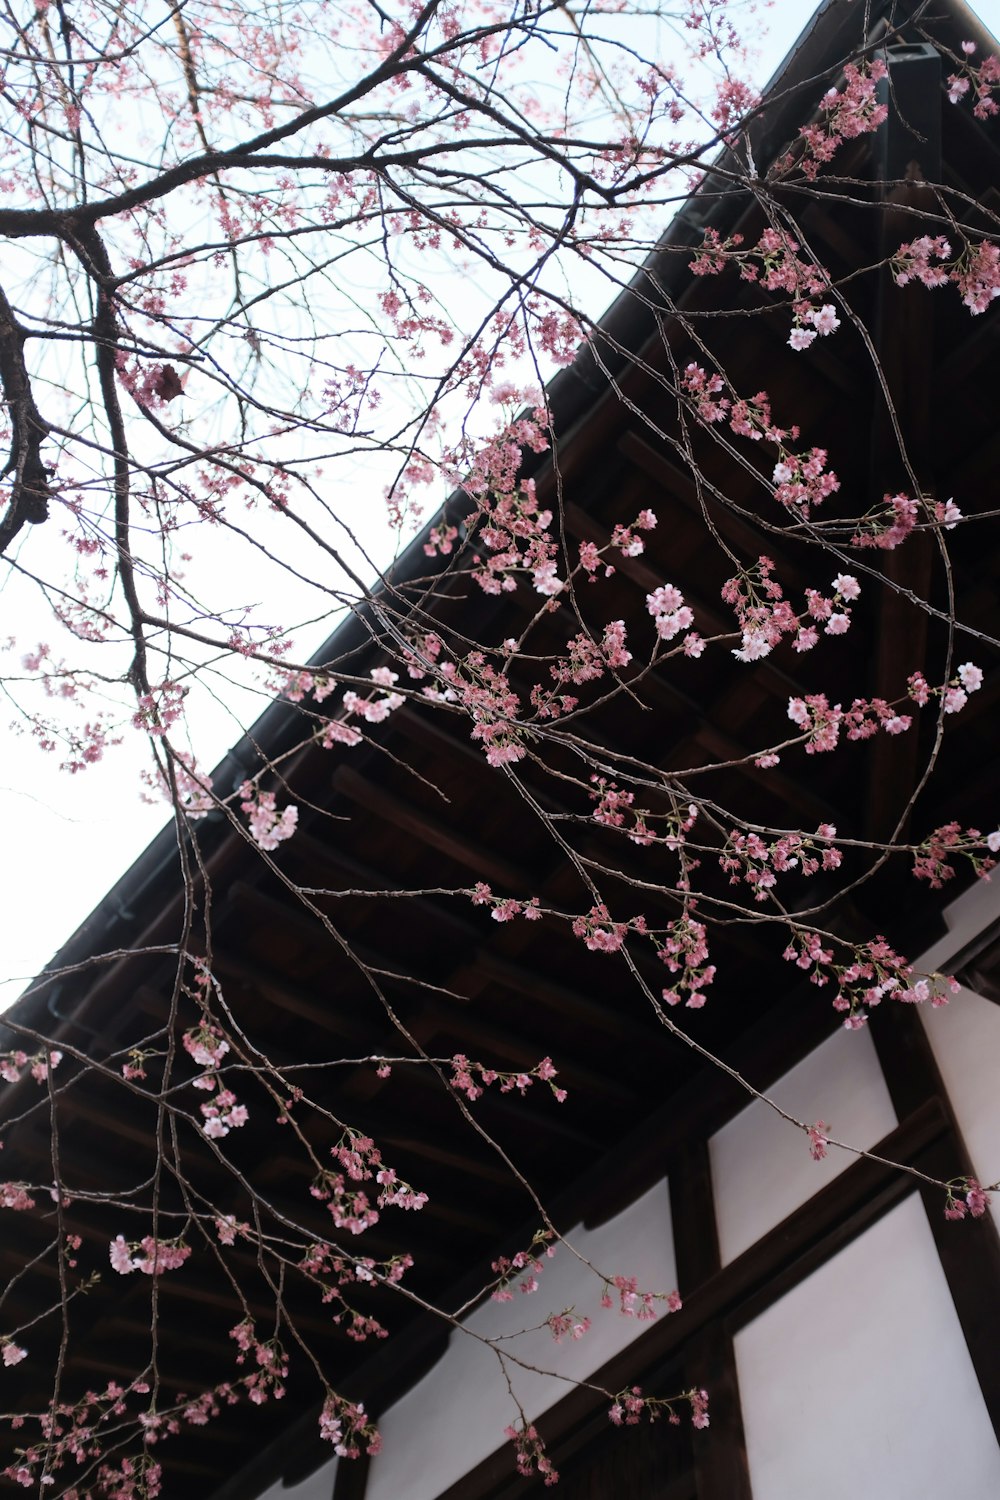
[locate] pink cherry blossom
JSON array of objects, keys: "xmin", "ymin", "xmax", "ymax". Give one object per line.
[
  {"xmin": 240, "ymin": 783, "xmax": 298, "ymax": 850},
  {"xmin": 110, "ymin": 1236, "xmax": 138, "ymax": 1274},
  {"xmin": 807, "ymin": 1120, "xmax": 830, "ymax": 1161},
  {"xmin": 809, "ymin": 303, "xmax": 840, "ymax": 335},
  {"xmin": 833, "ymin": 573, "xmax": 860, "ymax": 600}
]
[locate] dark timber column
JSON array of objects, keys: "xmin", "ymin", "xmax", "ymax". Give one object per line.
[
  {"xmin": 332, "ymin": 1451, "xmax": 370, "ymax": 1500},
  {"xmin": 670, "ymin": 1141, "xmax": 751, "ymax": 1500},
  {"xmin": 870, "ymin": 1004, "xmax": 1000, "ymax": 1438}
]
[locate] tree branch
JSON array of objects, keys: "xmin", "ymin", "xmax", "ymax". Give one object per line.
[{"xmin": 0, "ymin": 281, "xmax": 53, "ymax": 555}]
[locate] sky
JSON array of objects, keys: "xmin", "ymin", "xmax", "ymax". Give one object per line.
[{"xmin": 3, "ymin": 0, "xmax": 1000, "ymax": 1011}]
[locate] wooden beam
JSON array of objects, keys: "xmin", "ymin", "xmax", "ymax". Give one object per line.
[
  {"xmin": 333, "ymin": 765, "xmax": 532, "ymax": 894},
  {"xmin": 616, "ymin": 430, "xmax": 807, "ymax": 591}
]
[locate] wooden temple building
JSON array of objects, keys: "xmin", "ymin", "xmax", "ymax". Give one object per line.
[{"xmin": 4, "ymin": 0, "xmax": 1000, "ymax": 1496}]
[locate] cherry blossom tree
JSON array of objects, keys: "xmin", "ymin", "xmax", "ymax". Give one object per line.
[{"xmin": 2, "ymin": 0, "xmax": 1000, "ymax": 1493}]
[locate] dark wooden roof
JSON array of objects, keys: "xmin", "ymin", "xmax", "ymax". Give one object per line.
[{"xmin": 3, "ymin": 1, "xmax": 1000, "ymax": 1493}]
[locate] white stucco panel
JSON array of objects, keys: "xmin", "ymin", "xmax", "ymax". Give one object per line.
[
  {"xmin": 914, "ymin": 874, "xmax": 1000, "ymax": 1236},
  {"xmin": 253, "ymin": 1455, "xmax": 338, "ymax": 1500},
  {"xmin": 710, "ymin": 1024, "xmax": 897, "ymax": 1265},
  {"xmin": 921, "ymin": 984, "xmax": 1000, "ymax": 1234},
  {"xmin": 735, "ymin": 1193, "xmax": 1000, "ymax": 1499}
]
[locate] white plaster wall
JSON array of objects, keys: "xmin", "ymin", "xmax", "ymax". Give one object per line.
[
  {"xmin": 920, "ymin": 985, "xmax": 1000, "ymax": 1235},
  {"xmin": 709, "ymin": 1025, "xmax": 897, "ymax": 1265},
  {"xmin": 254, "ymin": 1456, "xmax": 338, "ymax": 1500},
  {"xmin": 365, "ymin": 1180, "xmax": 675, "ymax": 1500},
  {"xmin": 734, "ymin": 1194, "xmax": 1000, "ymax": 1500},
  {"xmin": 915, "ymin": 876, "xmax": 1000, "ymax": 1236},
  {"xmin": 916, "ymin": 865, "xmax": 1000, "ymax": 973}
]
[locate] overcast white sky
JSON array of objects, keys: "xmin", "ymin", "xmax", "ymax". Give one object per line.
[{"xmin": 3, "ymin": 0, "xmax": 1000, "ymax": 1011}]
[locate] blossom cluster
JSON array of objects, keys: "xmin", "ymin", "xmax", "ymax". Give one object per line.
[
  {"xmin": 94, "ymin": 1454, "xmax": 164, "ymax": 1499},
  {"xmin": 908, "ymin": 661, "xmax": 984, "ymax": 716},
  {"xmin": 0, "ymin": 1048, "xmax": 62, "ymax": 1085},
  {"xmin": 892, "ymin": 234, "xmax": 1000, "ymax": 315},
  {"xmin": 550, "ymin": 619, "xmax": 632, "ymax": 688},
  {"xmin": 689, "ymin": 227, "xmax": 840, "ymax": 348},
  {"xmin": 453, "ymin": 411, "xmax": 562, "ymax": 597},
  {"xmin": 470, "ymin": 881, "xmax": 542, "ymax": 922},
  {"xmin": 692, "ymin": 226, "xmax": 824, "ymax": 297},
  {"xmin": 131, "ymin": 681, "xmax": 186, "ymax": 738},
  {"xmin": 299, "ymin": 1243, "xmax": 412, "ymax": 1290},
  {"xmin": 239, "ymin": 781, "xmax": 298, "ymax": 849},
  {"xmin": 787, "ymin": 692, "xmax": 916, "ymax": 753},
  {"xmin": 645, "ymin": 582, "xmax": 696, "ymax": 645},
  {"xmin": 528, "ymin": 619, "xmax": 636, "ymax": 721},
  {"xmin": 679, "ymin": 365, "xmax": 840, "ymax": 517},
  {"xmin": 657, "ymin": 916, "xmax": 716, "ymax": 1008},
  {"xmin": 319, "ymin": 1390, "xmax": 382, "ymax": 1458},
  {"xmin": 571, "ymin": 903, "xmax": 639, "ymax": 954},
  {"xmin": 454, "ymin": 653, "xmax": 528, "ymax": 767},
  {"xmin": 182, "ymin": 1024, "xmax": 229, "ymax": 1070},
  {"xmin": 787, "ymin": 302, "xmax": 841, "ymax": 351},
  {"xmin": 719, "ymin": 823, "xmax": 843, "ymax": 902},
  {"xmin": 770, "ymin": 447, "xmax": 840, "ymax": 516},
  {"xmin": 2, "ymin": 1377, "xmax": 142, "ymax": 1486},
  {"xmin": 450, "ymin": 1052, "xmax": 567, "ymax": 1104},
  {"xmin": 608, "ymin": 508, "xmax": 658, "ymax": 559},
  {"xmin": 299, "ymin": 1245, "xmax": 410, "ymax": 1340},
  {"xmin": 546, "ymin": 1310, "xmax": 591, "ymax": 1342},
  {"xmin": 944, "ymin": 1176, "xmax": 993, "ymax": 1220},
  {"xmin": 807, "ymin": 1120, "xmax": 830, "ymax": 1162},
  {"xmin": 1, "ymin": 1350, "xmax": 312, "ymax": 1489},
  {"xmin": 110, "ymin": 1235, "xmax": 192, "ymax": 1275},
  {"xmin": 912, "ymin": 821, "xmax": 999, "ymax": 889},
  {"xmin": 722, "ymin": 557, "xmax": 860, "ymax": 662},
  {"xmin": 273, "ymin": 666, "xmax": 337, "ymax": 704},
  {"xmin": 849, "ymin": 490, "xmax": 961, "ymax": 550},
  {"xmin": 600, "ymin": 1275, "xmax": 682, "ymax": 1320},
  {"xmin": 229, "ymin": 1323, "xmax": 289, "ymax": 1405},
  {"xmin": 423, "ymin": 520, "xmax": 459, "ymax": 558},
  {"xmin": 182, "ymin": 1024, "xmax": 249, "ymax": 1138},
  {"xmin": 143, "ymin": 751, "xmax": 215, "ymax": 818},
  {"xmin": 589, "ymin": 778, "xmax": 699, "ymax": 851},
  {"xmin": 790, "ymin": 60, "xmax": 889, "ymax": 178},
  {"xmin": 320, "ymin": 668, "xmax": 407, "ymax": 748},
  {"xmin": 490, "ymin": 1239, "xmax": 552, "ymax": 1302},
  {"xmin": 782, "ymin": 932, "xmax": 958, "ymax": 1027},
  {"xmin": 0, "ymin": 1181, "xmax": 38, "ymax": 1211},
  {"xmin": 945, "ymin": 41, "xmax": 1000, "ymax": 120},
  {"xmin": 608, "ymin": 1384, "xmax": 709, "ymax": 1429},
  {"xmin": 400, "ymin": 629, "xmax": 445, "ymax": 682},
  {"xmin": 214, "ymin": 1215, "xmax": 248, "ymax": 1245},
  {"xmin": 310, "ymin": 1130, "xmax": 427, "ymax": 1236},
  {"xmin": 200, "ymin": 1089, "xmax": 249, "ymax": 1139},
  {"xmin": 504, "ymin": 1420, "xmax": 559, "ymax": 1486}
]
